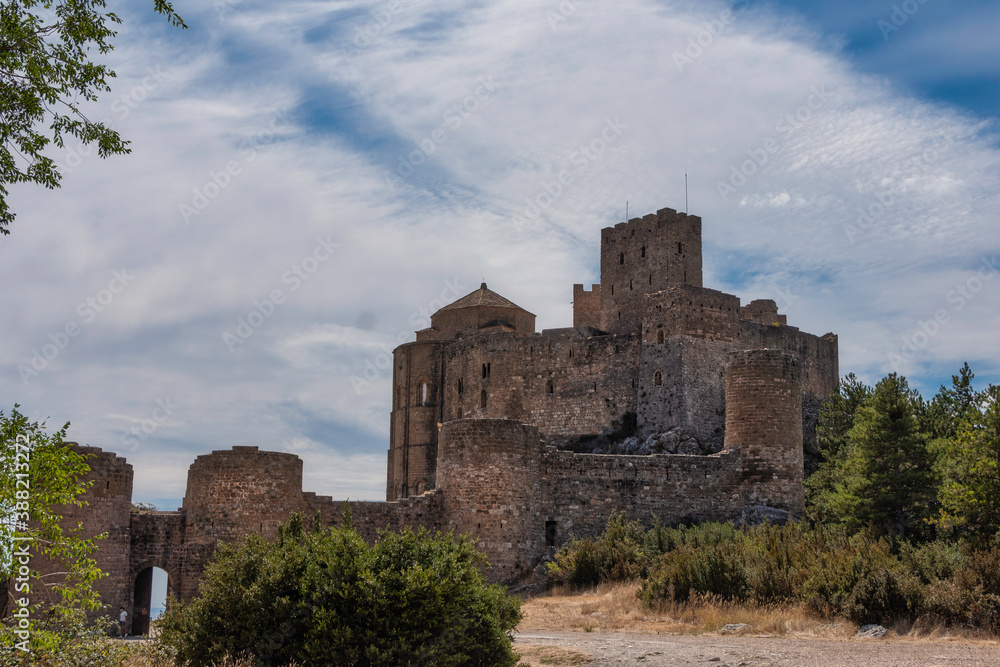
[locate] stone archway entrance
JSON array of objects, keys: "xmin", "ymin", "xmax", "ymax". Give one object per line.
[{"xmin": 131, "ymin": 566, "xmax": 169, "ymax": 636}]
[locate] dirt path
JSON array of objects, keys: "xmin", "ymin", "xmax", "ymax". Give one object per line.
[{"xmin": 515, "ymin": 630, "xmax": 1000, "ymax": 666}]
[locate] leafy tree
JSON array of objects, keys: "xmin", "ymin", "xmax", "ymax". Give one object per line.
[
  {"xmin": 1, "ymin": 0, "xmax": 185, "ymax": 236},
  {"xmin": 809, "ymin": 374, "xmax": 935, "ymax": 539},
  {"xmin": 0, "ymin": 405, "xmax": 111, "ymax": 661},
  {"xmin": 159, "ymin": 513, "xmax": 522, "ymax": 667},
  {"xmin": 936, "ymin": 384, "xmax": 1000, "ymax": 542}
]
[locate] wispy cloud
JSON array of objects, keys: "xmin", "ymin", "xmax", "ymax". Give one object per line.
[{"xmin": 1, "ymin": 0, "xmax": 998, "ymax": 504}]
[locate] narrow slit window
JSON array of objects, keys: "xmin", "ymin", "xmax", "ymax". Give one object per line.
[{"xmin": 654, "ymin": 371, "xmax": 663, "ymax": 386}]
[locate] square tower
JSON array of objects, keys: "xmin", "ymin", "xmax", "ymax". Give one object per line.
[{"xmin": 599, "ymin": 207, "xmax": 702, "ymax": 333}]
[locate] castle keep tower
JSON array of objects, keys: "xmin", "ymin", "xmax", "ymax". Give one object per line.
[{"xmin": 589, "ymin": 207, "xmax": 703, "ymax": 333}]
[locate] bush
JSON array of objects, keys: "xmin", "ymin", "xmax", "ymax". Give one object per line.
[
  {"xmin": 158, "ymin": 513, "xmax": 521, "ymax": 667},
  {"xmin": 843, "ymin": 568, "xmax": 913, "ymax": 625},
  {"xmin": 546, "ymin": 513, "xmax": 651, "ymax": 588}
]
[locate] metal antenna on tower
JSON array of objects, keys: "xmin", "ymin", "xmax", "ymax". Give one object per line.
[
  {"xmin": 685, "ymin": 171, "xmax": 689, "ymax": 214},
  {"xmin": 625, "ymin": 200, "xmax": 628, "ymax": 223}
]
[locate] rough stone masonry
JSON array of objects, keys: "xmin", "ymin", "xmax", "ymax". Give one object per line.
[{"xmin": 30, "ymin": 206, "xmax": 838, "ymax": 633}]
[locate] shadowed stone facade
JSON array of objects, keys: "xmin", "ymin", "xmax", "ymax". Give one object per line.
[{"xmin": 29, "ymin": 206, "xmax": 838, "ymax": 631}]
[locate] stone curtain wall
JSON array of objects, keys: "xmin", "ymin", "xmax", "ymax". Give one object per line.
[
  {"xmin": 442, "ymin": 330, "xmax": 640, "ymax": 441},
  {"xmin": 540, "ymin": 448, "xmax": 746, "ymax": 545}
]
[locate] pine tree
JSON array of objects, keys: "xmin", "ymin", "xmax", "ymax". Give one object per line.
[
  {"xmin": 937, "ymin": 384, "xmax": 1000, "ymax": 542},
  {"xmin": 810, "ymin": 374, "xmax": 935, "ymax": 539}
]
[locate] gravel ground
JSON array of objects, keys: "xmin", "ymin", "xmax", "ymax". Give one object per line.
[{"xmin": 515, "ymin": 630, "xmax": 1000, "ymax": 666}]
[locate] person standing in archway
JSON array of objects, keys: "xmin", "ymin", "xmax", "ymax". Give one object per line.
[{"xmin": 118, "ymin": 606, "xmax": 128, "ymax": 638}]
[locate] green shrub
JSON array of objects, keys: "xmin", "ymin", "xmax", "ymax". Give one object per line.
[
  {"xmin": 546, "ymin": 512, "xmax": 650, "ymax": 588},
  {"xmin": 843, "ymin": 568, "xmax": 912, "ymax": 625},
  {"xmin": 158, "ymin": 513, "xmax": 521, "ymax": 667}
]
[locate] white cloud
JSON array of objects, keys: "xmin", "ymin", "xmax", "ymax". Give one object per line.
[{"xmin": 2, "ymin": 0, "xmax": 998, "ymax": 503}]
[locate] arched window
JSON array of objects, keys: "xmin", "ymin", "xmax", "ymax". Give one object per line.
[
  {"xmin": 619, "ymin": 252, "xmax": 624, "ymax": 265},
  {"xmin": 656, "ymin": 330, "xmax": 665, "ymax": 344},
  {"xmin": 654, "ymin": 371, "xmax": 663, "ymax": 386},
  {"xmin": 482, "ymin": 363, "xmax": 487, "ymax": 378},
  {"xmin": 677, "ymin": 242, "xmax": 684, "ymax": 254},
  {"xmin": 415, "ymin": 481, "xmax": 425, "ymax": 494},
  {"xmin": 480, "ymin": 390, "xmax": 487, "ymax": 409},
  {"xmin": 457, "ymin": 378, "xmax": 464, "ymax": 394},
  {"xmin": 546, "ymin": 380, "xmax": 554, "ymax": 394},
  {"xmin": 641, "ymin": 246, "xmax": 646, "ymax": 258},
  {"xmin": 419, "ymin": 381, "xmax": 429, "ymax": 406}
]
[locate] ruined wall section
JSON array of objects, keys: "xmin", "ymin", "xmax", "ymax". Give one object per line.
[
  {"xmin": 441, "ymin": 330, "xmax": 640, "ymax": 441},
  {"xmin": 600, "ymin": 208, "xmax": 703, "ymax": 334},
  {"xmin": 724, "ymin": 349, "xmax": 805, "ymax": 515},
  {"xmin": 388, "ymin": 340, "xmax": 445, "ymax": 499},
  {"xmin": 540, "ymin": 449, "xmax": 745, "ymax": 546},
  {"xmin": 740, "ymin": 299, "xmax": 787, "ymax": 326},
  {"xmin": 638, "ymin": 287, "xmax": 740, "ymax": 444},
  {"xmin": 572, "ymin": 284, "xmax": 602, "ymax": 329},
  {"xmin": 435, "ymin": 419, "xmax": 544, "ymax": 583}
]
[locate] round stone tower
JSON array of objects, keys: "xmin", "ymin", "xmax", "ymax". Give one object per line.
[
  {"xmin": 30, "ymin": 445, "xmax": 133, "ymax": 618},
  {"xmin": 723, "ymin": 349, "xmax": 804, "ymax": 515},
  {"xmin": 435, "ymin": 419, "xmax": 544, "ymax": 584},
  {"xmin": 182, "ymin": 446, "xmax": 306, "ymax": 544}
]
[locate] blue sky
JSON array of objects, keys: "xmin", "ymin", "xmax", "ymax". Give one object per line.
[{"xmin": 1, "ymin": 0, "xmax": 999, "ymax": 510}]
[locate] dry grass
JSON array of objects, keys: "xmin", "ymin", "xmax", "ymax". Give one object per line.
[
  {"xmin": 518, "ymin": 582, "xmax": 1000, "ymax": 644},
  {"xmin": 514, "ymin": 644, "xmax": 593, "ymax": 666}
]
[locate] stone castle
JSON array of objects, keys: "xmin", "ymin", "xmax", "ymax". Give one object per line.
[{"xmin": 32, "ymin": 206, "xmax": 837, "ymax": 634}]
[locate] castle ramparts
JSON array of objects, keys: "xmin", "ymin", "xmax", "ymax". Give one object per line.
[{"xmin": 28, "ymin": 206, "xmax": 838, "ymax": 632}]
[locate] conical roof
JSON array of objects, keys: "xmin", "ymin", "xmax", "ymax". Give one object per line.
[{"xmin": 435, "ymin": 283, "xmax": 534, "ymax": 316}]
